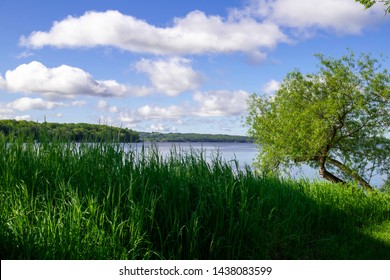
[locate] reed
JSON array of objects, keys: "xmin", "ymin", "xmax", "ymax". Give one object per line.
[{"xmin": 0, "ymin": 136, "xmax": 389, "ymax": 259}]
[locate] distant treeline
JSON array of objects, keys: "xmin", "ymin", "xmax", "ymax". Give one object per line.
[
  {"xmin": 0, "ymin": 120, "xmax": 252, "ymax": 143},
  {"xmin": 139, "ymin": 132, "xmax": 253, "ymax": 143},
  {"xmin": 0, "ymin": 120, "xmax": 139, "ymax": 142}
]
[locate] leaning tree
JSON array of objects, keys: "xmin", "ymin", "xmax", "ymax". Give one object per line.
[{"xmin": 247, "ymin": 51, "xmax": 389, "ymax": 190}]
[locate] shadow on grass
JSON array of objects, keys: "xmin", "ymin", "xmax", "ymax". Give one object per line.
[{"xmin": 239, "ymin": 178, "xmax": 390, "ymax": 260}]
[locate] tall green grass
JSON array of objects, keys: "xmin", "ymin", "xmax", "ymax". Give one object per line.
[{"xmin": 0, "ymin": 135, "xmax": 389, "ymax": 259}]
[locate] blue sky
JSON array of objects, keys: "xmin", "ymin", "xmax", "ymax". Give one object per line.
[{"xmin": 0, "ymin": 0, "xmax": 389, "ymax": 135}]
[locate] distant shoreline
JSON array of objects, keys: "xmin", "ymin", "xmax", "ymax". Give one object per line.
[
  {"xmin": 0, "ymin": 119, "xmax": 253, "ymax": 143},
  {"xmin": 138, "ymin": 132, "xmax": 253, "ymax": 143}
]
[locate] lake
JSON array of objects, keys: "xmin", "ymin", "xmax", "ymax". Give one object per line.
[{"xmin": 127, "ymin": 141, "xmax": 386, "ymax": 188}]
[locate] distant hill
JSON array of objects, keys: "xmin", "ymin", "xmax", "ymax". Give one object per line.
[{"xmin": 139, "ymin": 132, "xmax": 253, "ymax": 143}]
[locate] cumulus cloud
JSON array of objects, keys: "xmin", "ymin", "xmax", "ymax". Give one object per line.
[
  {"xmin": 136, "ymin": 105, "xmax": 185, "ymax": 119},
  {"xmin": 71, "ymin": 100, "xmax": 87, "ymax": 107},
  {"xmin": 97, "ymin": 100, "xmax": 118, "ymax": 113},
  {"xmin": 118, "ymin": 112, "xmax": 141, "ymax": 127},
  {"xmin": 233, "ymin": 0, "xmax": 386, "ymax": 35},
  {"xmin": 128, "ymin": 90, "xmax": 249, "ymax": 120},
  {"xmin": 19, "ymin": 2, "xmax": 388, "ymax": 59},
  {"xmin": 135, "ymin": 57, "xmax": 202, "ymax": 96},
  {"xmin": 115, "ymin": 89, "xmax": 249, "ymax": 127},
  {"xmin": 1, "ymin": 61, "xmax": 151, "ymax": 99},
  {"xmin": 116, "ymin": 106, "xmax": 184, "ymax": 128},
  {"xmin": 262, "ymin": 79, "xmax": 280, "ymax": 95},
  {"xmin": 193, "ymin": 90, "xmax": 249, "ymax": 117},
  {"xmin": 150, "ymin": 123, "xmax": 177, "ymax": 132},
  {"xmin": 15, "ymin": 115, "xmax": 31, "ymax": 121},
  {"xmin": 20, "ymin": 10, "xmax": 288, "ymax": 56},
  {"xmin": 0, "ymin": 106, "xmax": 15, "ymax": 119},
  {"xmin": 6, "ymin": 97, "xmax": 65, "ymax": 111}
]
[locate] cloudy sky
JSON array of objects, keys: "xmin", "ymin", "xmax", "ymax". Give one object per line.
[{"xmin": 0, "ymin": 0, "xmax": 389, "ymax": 135}]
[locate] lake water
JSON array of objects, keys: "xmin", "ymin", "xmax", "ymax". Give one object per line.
[{"xmin": 127, "ymin": 142, "xmax": 386, "ymax": 188}]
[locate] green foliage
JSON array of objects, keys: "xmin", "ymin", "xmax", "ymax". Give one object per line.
[
  {"xmin": 356, "ymin": 0, "xmax": 390, "ymax": 13},
  {"xmin": 0, "ymin": 137, "xmax": 390, "ymax": 259},
  {"xmin": 380, "ymin": 178, "xmax": 390, "ymax": 193},
  {"xmin": 0, "ymin": 119, "xmax": 139, "ymax": 142},
  {"xmin": 247, "ymin": 51, "xmax": 390, "ymax": 189}
]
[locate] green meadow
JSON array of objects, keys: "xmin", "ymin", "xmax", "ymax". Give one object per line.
[{"xmin": 0, "ymin": 136, "xmax": 389, "ymax": 259}]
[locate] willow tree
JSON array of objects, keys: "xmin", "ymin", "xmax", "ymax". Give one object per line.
[
  {"xmin": 247, "ymin": 52, "xmax": 389, "ymax": 190},
  {"xmin": 356, "ymin": 0, "xmax": 390, "ymax": 13}
]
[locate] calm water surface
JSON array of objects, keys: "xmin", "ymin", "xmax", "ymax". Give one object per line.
[{"xmin": 126, "ymin": 142, "xmax": 385, "ymax": 188}]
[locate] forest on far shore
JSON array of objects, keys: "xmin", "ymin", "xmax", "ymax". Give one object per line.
[
  {"xmin": 0, "ymin": 120, "xmax": 252, "ymax": 143},
  {"xmin": 0, "ymin": 120, "xmax": 139, "ymax": 142}
]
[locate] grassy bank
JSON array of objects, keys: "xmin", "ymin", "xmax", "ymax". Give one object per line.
[{"xmin": 0, "ymin": 136, "xmax": 389, "ymax": 259}]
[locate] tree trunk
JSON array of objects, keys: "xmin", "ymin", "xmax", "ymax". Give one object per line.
[
  {"xmin": 295, "ymin": 155, "xmax": 374, "ymax": 191},
  {"xmin": 327, "ymin": 157, "xmax": 373, "ymax": 191},
  {"xmin": 318, "ymin": 156, "xmax": 345, "ymax": 184}
]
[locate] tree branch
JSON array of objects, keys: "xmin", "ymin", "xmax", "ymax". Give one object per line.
[
  {"xmin": 327, "ymin": 157, "xmax": 373, "ymax": 191},
  {"xmin": 318, "ymin": 154, "xmax": 345, "ymax": 184},
  {"xmin": 294, "ymin": 155, "xmax": 374, "ymax": 191}
]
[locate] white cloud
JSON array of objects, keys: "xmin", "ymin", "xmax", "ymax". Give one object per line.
[
  {"xmin": 71, "ymin": 100, "xmax": 87, "ymax": 106},
  {"xmin": 98, "ymin": 115, "xmax": 115, "ymax": 126},
  {"xmin": 115, "ymin": 89, "xmax": 250, "ymax": 125},
  {"xmin": 6, "ymin": 97, "xmax": 65, "ymax": 111},
  {"xmin": 150, "ymin": 123, "xmax": 177, "ymax": 132},
  {"xmin": 97, "ymin": 100, "xmax": 118, "ymax": 113},
  {"xmin": 20, "ymin": 10, "xmax": 288, "ymax": 56},
  {"xmin": 15, "ymin": 115, "xmax": 31, "ymax": 121},
  {"xmin": 19, "ymin": 2, "xmax": 388, "ymax": 60},
  {"xmin": 97, "ymin": 100, "xmax": 108, "ymax": 109},
  {"xmin": 135, "ymin": 57, "xmax": 202, "ymax": 96},
  {"xmin": 116, "ymin": 106, "xmax": 184, "ymax": 129},
  {"xmin": 234, "ymin": 0, "xmax": 386, "ymax": 35},
  {"xmin": 16, "ymin": 51, "xmax": 34, "ymax": 59},
  {"xmin": 262, "ymin": 79, "xmax": 280, "ymax": 95},
  {"xmin": 1, "ymin": 61, "xmax": 150, "ymax": 99},
  {"xmin": 0, "ymin": 106, "xmax": 15, "ymax": 119},
  {"xmin": 136, "ymin": 105, "xmax": 185, "ymax": 119},
  {"xmin": 118, "ymin": 112, "xmax": 141, "ymax": 127},
  {"xmin": 193, "ymin": 90, "xmax": 249, "ymax": 116}
]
